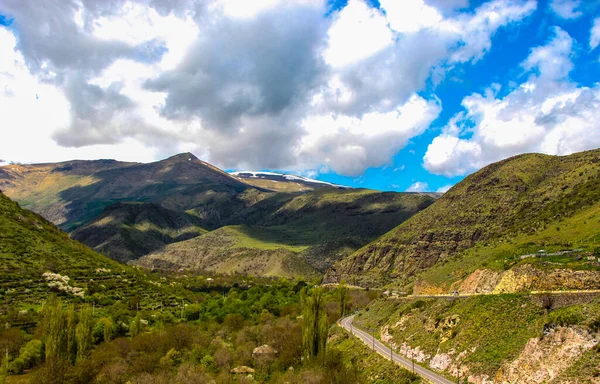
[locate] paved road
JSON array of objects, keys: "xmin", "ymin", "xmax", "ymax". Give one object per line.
[{"xmin": 340, "ymin": 315, "xmax": 454, "ymax": 384}]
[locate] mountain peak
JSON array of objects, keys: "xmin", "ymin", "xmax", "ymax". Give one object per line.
[{"xmin": 165, "ymin": 152, "xmax": 199, "ymax": 162}]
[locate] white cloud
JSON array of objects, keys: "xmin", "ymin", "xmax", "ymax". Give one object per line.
[
  {"xmin": 0, "ymin": 0, "xmax": 538, "ymax": 178},
  {"xmin": 380, "ymin": 0, "xmax": 442, "ymax": 33},
  {"xmin": 591, "ymin": 17, "xmax": 600, "ymax": 50},
  {"xmin": 219, "ymin": 0, "xmax": 323, "ymax": 19},
  {"xmin": 424, "ymin": 27, "xmax": 600, "ymax": 177},
  {"xmin": 436, "ymin": 184, "xmax": 454, "ymax": 193},
  {"xmin": 324, "ymin": 0, "xmax": 393, "ymax": 68},
  {"xmin": 298, "ymin": 94, "xmax": 441, "ymax": 176},
  {"xmin": 406, "ymin": 181, "xmax": 429, "ymax": 192},
  {"xmin": 549, "ymin": 0, "xmax": 583, "ymax": 20}
]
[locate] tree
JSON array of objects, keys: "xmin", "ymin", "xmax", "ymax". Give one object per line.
[
  {"xmin": 40, "ymin": 295, "xmax": 66, "ymax": 361},
  {"xmin": 65, "ymin": 304, "xmax": 77, "ymax": 362},
  {"xmin": 338, "ymin": 282, "xmax": 348, "ymax": 319},
  {"xmin": 302, "ymin": 288, "xmax": 328, "ymax": 360},
  {"xmin": 130, "ymin": 313, "xmax": 142, "ymax": 338},
  {"xmin": 75, "ymin": 305, "xmax": 93, "ymax": 361},
  {"xmin": 0, "ymin": 349, "xmax": 8, "ymax": 384}
]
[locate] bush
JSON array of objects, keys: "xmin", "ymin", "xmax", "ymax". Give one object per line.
[
  {"xmin": 9, "ymin": 339, "xmax": 43, "ymax": 373},
  {"xmin": 548, "ymin": 308, "xmax": 584, "ymax": 327}
]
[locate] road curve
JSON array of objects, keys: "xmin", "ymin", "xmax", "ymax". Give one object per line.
[{"xmin": 339, "ymin": 315, "xmax": 454, "ymax": 384}]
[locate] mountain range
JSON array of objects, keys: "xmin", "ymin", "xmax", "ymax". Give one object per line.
[
  {"xmin": 3, "ymin": 149, "xmax": 600, "ymax": 291},
  {"xmin": 0, "ymin": 154, "xmax": 435, "ymax": 277}
]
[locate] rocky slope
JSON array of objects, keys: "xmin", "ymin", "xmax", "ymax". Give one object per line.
[
  {"xmin": 356, "ymin": 294, "xmax": 600, "ymax": 384},
  {"xmin": 325, "ymin": 149, "xmax": 600, "ymax": 287}
]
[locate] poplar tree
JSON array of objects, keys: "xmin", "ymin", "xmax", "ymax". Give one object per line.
[
  {"xmin": 75, "ymin": 305, "xmax": 93, "ymax": 361},
  {"xmin": 130, "ymin": 313, "xmax": 142, "ymax": 338},
  {"xmin": 338, "ymin": 282, "xmax": 348, "ymax": 319},
  {"xmin": 302, "ymin": 288, "xmax": 328, "ymax": 360},
  {"xmin": 41, "ymin": 295, "xmax": 66, "ymax": 361},
  {"xmin": 65, "ymin": 304, "xmax": 77, "ymax": 362}
]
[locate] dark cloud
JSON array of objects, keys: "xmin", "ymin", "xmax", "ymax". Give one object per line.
[{"xmin": 145, "ymin": 4, "xmax": 329, "ymax": 132}]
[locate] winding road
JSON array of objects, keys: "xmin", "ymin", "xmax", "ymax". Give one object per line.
[{"xmin": 340, "ymin": 315, "xmax": 454, "ymax": 384}]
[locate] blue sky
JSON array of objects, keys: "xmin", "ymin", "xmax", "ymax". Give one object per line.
[
  {"xmin": 1, "ymin": 0, "xmax": 600, "ymax": 192},
  {"xmin": 313, "ymin": 0, "xmax": 600, "ymax": 191}
]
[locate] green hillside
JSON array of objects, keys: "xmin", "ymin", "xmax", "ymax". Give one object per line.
[
  {"xmin": 134, "ymin": 225, "xmax": 320, "ymax": 279},
  {"xmin": 0, "ymin": 153, "xmax": 266, "ymax": 231},
  {"xmin": 0, "ymin": 191, "xmax": 186, "ymax": 315},
  {"xmin": 1, "ymin": 156, "xmax": 436, "ymax": 278},
  {"xmin": 325, "ymin": 149, "xmax": 600, "ymax": 289},
  {"xmin": 70, "ymin": 202, "xmax": 207, "ymax": 262},
  {"xmin": 353, "ymin": 294, "xmax": 600, "ymax": 383},
  {"xmin": 136, "ymin": 190, "xmax": 436, "ymax": 276}
]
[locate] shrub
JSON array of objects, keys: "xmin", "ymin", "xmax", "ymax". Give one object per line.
[{"xmin": 9, "ymin": 339, "xmax": 43, "ymax": 373}]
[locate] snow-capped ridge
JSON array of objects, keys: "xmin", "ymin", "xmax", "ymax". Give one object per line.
[{"xmin": 230, "ymin": 171, "xmax": 348, "ymax": 189}]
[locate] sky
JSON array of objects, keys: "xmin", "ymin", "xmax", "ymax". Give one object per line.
[{"xmin": 0, "ymin": 0, "xmax": 600, "ymax": 192}]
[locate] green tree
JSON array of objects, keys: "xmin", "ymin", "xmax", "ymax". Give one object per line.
[
  {"xmin": 75, "ymin": 305, "xmax": 93, "ymax": 361},
  {"xmin": 302, "ymin": 288, "xmax": 328, "ymax": 360},
  {"xmin": 40, "ymin": 295, "xmax": 66, "ymax": 361},
  {"xmin": 338, "ymin": 282, "xmax": 348, "ymax": 319},
  {"xmin": 0, "ymin": 349, "xmax": 8, "ymax": 384},
  {"xmin": 65, "ymin": 304, "xmax": 77, "ymax": 362},
  {"xmin": 130, "ymin": 313, "xmax": 142, "ymax": 338}
]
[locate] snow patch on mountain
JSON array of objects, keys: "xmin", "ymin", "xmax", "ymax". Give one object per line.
[{"xmin": 230, "ymin": 171, "xmax": 348, "ymax": 188}]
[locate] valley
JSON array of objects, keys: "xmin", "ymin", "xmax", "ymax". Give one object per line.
[{"xmin": 2, "ymin": 149, "xmax": 600, "ymax": 383}]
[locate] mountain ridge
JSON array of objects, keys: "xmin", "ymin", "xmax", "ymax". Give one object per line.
[{"xmin": 325, "ymin": 149, "xmax": 600, "ymax": 290}]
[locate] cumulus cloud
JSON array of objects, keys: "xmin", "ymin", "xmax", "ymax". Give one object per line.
[
  {"xmin": 0, "ymin": 0, "xmax": 537, "ymax": 177},
  {"xmin": 591, "ymin": 17, "xmax": 600, "ymax": 50},
  {"xmin": 424, "ymin": 27, "xmax": 600, "ymax": 177},
  {"xmin": 406, "ymin": 182, "xmax": 430, "ymax": 192},
  {"xmin": 549, "ymin": 0, "xmax": 583, "ymax": 19},
  {"xmin": 436, "ymin": 184, "xmax": 454, "ymax": 193}
]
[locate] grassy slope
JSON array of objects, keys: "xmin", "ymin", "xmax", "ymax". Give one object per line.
[
  {"xmin": 0, "ymin": 154, "xmax": 262, "ymax": 231},
  {"xmin": 417, "ymin": 199, "xmax": 600, "ymax": 290},
  {"xmin": 70, "ymin": 202, "xmax": 207, "ymax": 262},
  {"xmin": 134, "ymin": 225, "xmax": 320, "ymax": 279},
  {"xmin": 232, "ymin": 175, "xmax": 316, "ymax": 192},
  {"xmin": 326, "ymin": 149, "xmax": 600, "ymax": 287},
  {"xmin": 137, "ymin": 190, "xmax": 436, "ymax": 276},
  {"xmin": 0, "ymin": 192, "xmax": 185, "ymax": 312},
  {"xmin": 354, "ymin": 295, "xmax": 600, "ymax": 381},
  {"xmin": 328, "ymin": 326, "xmax": 421, "ymax": 384}
]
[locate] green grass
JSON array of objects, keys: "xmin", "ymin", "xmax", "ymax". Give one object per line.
[
  {"xmin": 354, "ymin": 295, "xmax": 600, "ymax": 378},
  {"xmin": 0, "ymin": 192, "xmax": 191, "ymax": 315},
  {"xmin": 227, "ymin": 225, "xmax": 309, "ymax": 252},
  {"xmin": 415, "ymin": 200, "xmax": 600, "ymax": 290},
  {"xmin": 328, "ymin": 326, "xmax": 421, "ymax": 384},
  {"xmin": 330, "ymin": 149, "xmax": 600, "ymax": 287}
]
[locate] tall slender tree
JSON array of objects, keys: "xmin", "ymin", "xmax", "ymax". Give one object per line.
[
  {"xmin": 65, "ymin": 304, "xmax": 77, "ymax": 363},
  {"xmin": 75, "ymin": 305, "xmax": 93, "ymax": 361},
  {"xmin": 302, "ymin": 288, "xmax": 328, "ymax": 360},
  {"xmin": 338, "ymin": 282, "xmax": 348, "ymax": 319},
  {"xmin": 40, "ymin": 295, "xmax": 66, "ymax": 361},
  {"xmin": 0, "ymin": 349, "xmax": 8, "ymax": 384}
]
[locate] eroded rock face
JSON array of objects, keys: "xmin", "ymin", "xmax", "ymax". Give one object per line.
[
  {"xmin": 430, "ymin": 351, "xmax": 452, "ymax": 371},
  {"xmin": 444, "ymin": 265, "xmax": 600, "ymax": 296},
  {"xmin": 458, "ymin": 269, "xmax": 503, "ymax": 294},
  {"xmin": 462, "ymin": 326, "xmax": 598, "ymax": 384},
  {"xmin": 379, "ymin": 319, "xmax": 598, "ymax": 383}
]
